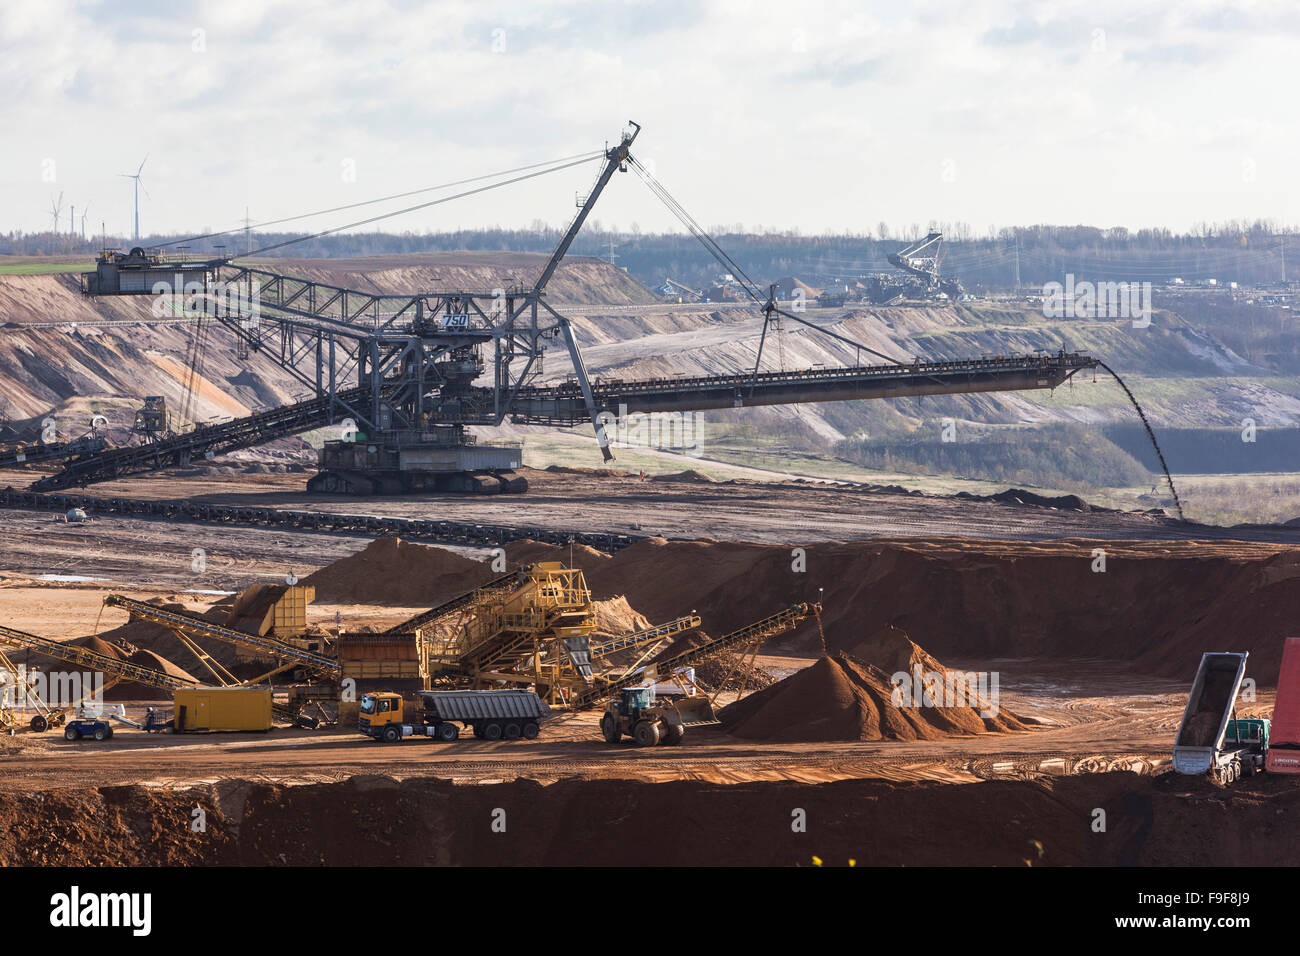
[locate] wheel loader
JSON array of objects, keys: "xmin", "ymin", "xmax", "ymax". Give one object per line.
[{"xmin": 600, "ymin": 685, "xmax": 719, "ymax": 747}]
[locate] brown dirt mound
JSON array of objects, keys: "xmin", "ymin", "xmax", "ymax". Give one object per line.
[
  {"xmin": 224, "ymin": 584, "xmax": 288, "ymax": 634},
  {"xmin": 575, "ymin": 538, "xmax": 1300, "ymax": 684},
  {"xmin": 303, "ymin": 537, "xmax": 494, "ymax": 605},
  {"xmin": 720, "ymin": 652, "xmax": 1026, "ymax": 742},
  {"xmin": 649, "ymin": 469, "xmax": 714, "ymax": 483},
  {"xmin": 72, "ymin": 635, "xmax": 126, "ymax": 661},
  {"xmin": 503, "ymin": 539, "xmax": 612, "ymax": 575},
  {"xmin": 543, "ymin": 465, "xmax": 635, "ymax": 477},
  {"xmin": 592, "ymin": 596, "xmax": 650, "ymax": 636},
  {"xmin": 846, "ymin": 624, "xmax": 946, "ymax": 676}
]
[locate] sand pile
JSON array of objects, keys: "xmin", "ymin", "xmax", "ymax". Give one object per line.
[
  {"xmin": 225, "ymin": 584, "xmax": 289, "ymax": 634},
  {"xmin": 304, "ymin": 537, "xmax": 494, "ymax": 605},
  {"xmin": 504, "ymin": 539, "xmax": 611, "ymax": 575},
  {"xmin": 592, "ymin": 596, "xmax": 651, "ymax": 637},
  {"xmin": 720, "ymin": 652, "xmax": 1027, "ymax": 742},
  {"xmin": 846, "ymin": 625, "xmax": 947, "ymax": 676},
  {"xmin": 73, "ymin": 635, "xmax": 126, "ymax": 661}
]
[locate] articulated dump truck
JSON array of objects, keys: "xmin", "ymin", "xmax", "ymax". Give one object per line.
[
  {"xmin": 1173, "ymin": 652, "xmax": 1267, "ymax": 785},
  {"xmin": 358, "ymin": 689, "xmax": 549, "ymax": 743}
]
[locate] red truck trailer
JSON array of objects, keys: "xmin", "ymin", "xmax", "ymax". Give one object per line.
[{"xmin": 1265, "ymin": 637, "xmax": 1300, "ymax": 774}]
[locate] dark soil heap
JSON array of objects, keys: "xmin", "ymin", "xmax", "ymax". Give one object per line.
[{"xmin": 303, "ymin": 537, "xmax": 494, "ymax": 605}]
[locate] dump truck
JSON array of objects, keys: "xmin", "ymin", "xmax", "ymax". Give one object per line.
[
  {"xmin": 600, "ymin": 685, "xmax": 720, "ymax": 747},
  {"xmin": 1221, "ymin": 717, "xmax": 1270, "ymax": 778},
  {"xmin": 358, "ymin": 689, "xmax": 549, "ymax": 743},
  {"xmin": 1266, "ymin": 637, "xmax": 1300, "ymax": 774},
  {"xmin": 1172, "ymin": 652, "xmax": 1258, "ymax": 784}
]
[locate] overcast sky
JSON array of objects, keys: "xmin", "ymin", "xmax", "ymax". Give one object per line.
[{"xmin": 2, "ymin": 0, "xmax": 1295, "ymax": 243}]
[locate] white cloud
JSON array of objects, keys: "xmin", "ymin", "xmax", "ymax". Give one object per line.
[{"xmin": 0, "ymin": 0, "xmax": 1295, "ymax": 240}]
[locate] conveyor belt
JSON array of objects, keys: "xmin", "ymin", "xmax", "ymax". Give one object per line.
[
  {"xmin": 511, "ymin": 352, "xmax": 1099, "ymax": 423},
  {"xmin": 382, "ymin": 570, "xmax": 527, "ymax": 635},
  {"xmin": 29, "ymin": 386, "xmax": 373, "ymax": 491},
  {"xmin": 0, "ymin": 435, "xmax": 107, "ymax": 468},
  {"xmin": 590, "ymin": 615, "xmax": 702, "ymax": 656},
  {"xmin": 103, "ymin": 594, "xmax": 340, "ymax": 678},
  {"xmin": 0, "ymin": 624, "xmax": 192, "ymax": 690},
  {"xmin": 568, "ymin": 603, "xmax": 815, "ymax": 710}
]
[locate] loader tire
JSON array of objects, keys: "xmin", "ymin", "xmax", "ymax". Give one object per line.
[
  {"xmin": 633, "ymin": 720, "xmax": 661, "ymax": 748},
  {"xmin": 664, "ymin": 724, "xmax": 685, "ymax": 746},
  {"xmin": 601, "ymin": 715, "xmax": 621, "ymax": 744}
]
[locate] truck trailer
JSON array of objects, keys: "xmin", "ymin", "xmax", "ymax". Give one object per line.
[
  {"xmin": 358, "ymin": 689, "xmax": 550, "ymax": 743},
  {"xmin": 1172, "ymin": 652, "xmax": 1259, "ymax": 784},
  {"xmin": 1265, "ymin": 637, "xmax": 1300, "ymax": 774}
]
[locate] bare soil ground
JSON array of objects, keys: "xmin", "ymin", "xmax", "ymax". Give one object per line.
[
  {"xmin": 6, "ymin": 769, "xmax": 1297, "ymax": 867},
  {"xmin": 12, "ymin": 465, "xmax": 1300, "ymax": 545},
  {"xmin": 1, "ymin": 468, "xmax": 1296, "ymax": 866}
]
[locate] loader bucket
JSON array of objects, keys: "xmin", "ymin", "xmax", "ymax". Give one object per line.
[{"xmin": 673, "ymin": 696, "xmax": 720, "ymax": 727}]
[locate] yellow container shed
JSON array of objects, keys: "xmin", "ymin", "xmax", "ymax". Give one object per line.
[{"xmin": 173, "ymin": 687, "xmax": 273, "ymax": 733}]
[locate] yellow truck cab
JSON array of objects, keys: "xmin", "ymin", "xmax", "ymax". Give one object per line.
[{"xmin": 358, "ymin": 692, "xmax": 404, "ymax": 740}]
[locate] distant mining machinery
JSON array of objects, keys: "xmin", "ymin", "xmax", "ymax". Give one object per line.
[
  {"xmin": 0, "ymin": 562, "xmax": 814, "ymax": 727},
  {"xmin": 387, "ymin": 560, "xmax": 812, "ymax": 710},
  {"xmin": 867, "ymin": 232, "xmax": 964, "ymax": 304},
  {"xmin": 12, "ymin": 122, "xmax": 1099, "ymax": 496}
]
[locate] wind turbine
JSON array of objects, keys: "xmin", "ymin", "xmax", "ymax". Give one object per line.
[
  {"xmin": 119, "ymin": 154, "xmax": 149, "ymax": 242},
  {"xmin": 49, "ymin": 192, "xmax": 64, "ymax": 235},
  {"xmin": 80, "ymin": 204, "xmax": 90, "ymax": 240}
]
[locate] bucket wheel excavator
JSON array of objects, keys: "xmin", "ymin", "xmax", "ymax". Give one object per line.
[{"xmin": 14, "ymin": 123, "xmax": 1098, "ymax": 498}]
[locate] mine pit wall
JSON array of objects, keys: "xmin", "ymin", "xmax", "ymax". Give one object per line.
[
  {"xmin": 585, "ymin": 540, "xmax": 1300, "ymax": 684},
  {"xmin": 2, "ymin": 773, "xmax": 1295, "ymax": 867}
]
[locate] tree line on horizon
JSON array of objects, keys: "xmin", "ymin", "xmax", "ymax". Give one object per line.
[{"xmin": 3, "ymin": 219, "xmax": 1294, "ymax": 292}]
